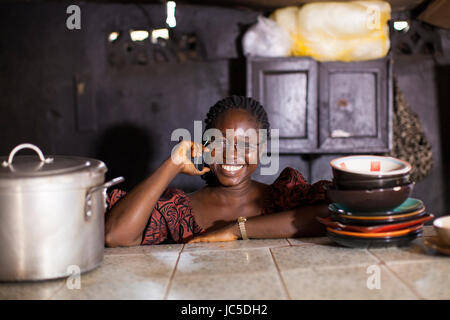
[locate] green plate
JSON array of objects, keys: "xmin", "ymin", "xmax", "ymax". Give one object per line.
[{"xmin": 328, "ymin": 198, "xmax": 424, "ymax": 216}]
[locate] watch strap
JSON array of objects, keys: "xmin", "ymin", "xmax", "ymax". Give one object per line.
[{"xmin": 237, "ymin": 216, "xmax": 248, "ymax": 240}]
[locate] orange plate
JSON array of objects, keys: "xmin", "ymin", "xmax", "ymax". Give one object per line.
[
  {"xmin": 335, "ymin": 208, "xmax": 425, "ymax": 221},
  {"xmin": 327, "ymin": 224, "xmax": 423, "ymax": 238}
]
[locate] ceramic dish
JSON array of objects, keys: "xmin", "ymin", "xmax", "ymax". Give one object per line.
[
  {"xmin": 330, "ymin": 155, "xmax": 412, "ymax": 180},
  {"xmin": 326, "ymin": 224, "xmax": 423, "ymax": 238},
  {"xmin": 328, "ymin": 198, "xmax": 424, "ymax": 217},
  {"xmin": 327, "ymin": 229, "xmax": 422, "ymax": 248},
  {"xmin": 333, "ymin": 175, "xmax": 411, "ymax": 190},
  {"xmin": 317, "ymin": 214, "xmax": 433, "ymax": 233},
  {"xmin": 424, "ymin": 236, "xmax": 450, "ymax": 256},
  {"xmin": 433, "ymin": 216, "xmax": 450, "ymax": 246},
  {"xmin": 330, "ymin": 209, "xmax": 426, "ymax": 226},
  {"xmin": 325, "ymin": 183, "xmax": 414, "ymax": 212}
]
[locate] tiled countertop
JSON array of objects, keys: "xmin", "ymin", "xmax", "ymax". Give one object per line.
[{"xmin": 1, "ymin": 226, "xmax": 449, "ymax": 300}]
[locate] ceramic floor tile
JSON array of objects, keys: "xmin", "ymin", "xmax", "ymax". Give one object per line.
[
  {"xmin": 281, "ymin": 265, "xmax": 419, "ymax": 300},
  {"xmin": 272, "ymin": 244, "xmax": 378, "ymax": 271},
  {"xmin": 184, "ymin": 239, "xmax": 290, "ymax": 252},
  {"xmin": 175, "ymin": 248, "xmax": 276, "ymax": 277},
  {"xmin": 287, "ymin": 236, "xmax": 333, "ymax": 246},
  {"xmin": 0, "ymin": 278, "xmax": 66, "ymax": 300},
  {"xmin": 167, "ymin": 271, "xmax": 287, "ymax": 300},
  {"xmin": 388, "ymin": 260, "xmax": 450, "ymax": 299},
  {"xmin": 141, "ymin": 243, "xmax": 184, "ymax": 254},
  {"xmin": 50, "ymin": 253, "xmax": 178, "ymax": 299},
  {"xmin": 104, "ymin": 243, "xmax": 184, "ymax": 256},
  {"xmin": 104, "ymin": 245, "xmax": 145, "ymax": 256},
  {"xmin": 368, "ymin": 237, "xmax": 448, "ymax": 264}
]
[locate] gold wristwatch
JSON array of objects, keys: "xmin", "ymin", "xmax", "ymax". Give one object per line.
[{"xmin": 237, "ymin": 216, "xmax": 249, "ymax": 240}]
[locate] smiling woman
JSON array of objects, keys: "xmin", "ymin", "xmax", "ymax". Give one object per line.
[{"xmin": 104, "ymin": 96, "xmax": 331, "ymax": 247}]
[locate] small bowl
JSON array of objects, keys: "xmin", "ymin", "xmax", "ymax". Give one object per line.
[
  {"xmin": 331, "ymin": 155, "xmax": 412, "ymax": 181},
  {"xmin": 334, "ymin": 174, "xmax": 411, "ymax": 190},
  {"xmin": 433, "ymin": 216, "xmax": 450, "ymax": 246},
  {"xmin": 325, "ymin": 183, "xmax": 414, "ymax": 212}
]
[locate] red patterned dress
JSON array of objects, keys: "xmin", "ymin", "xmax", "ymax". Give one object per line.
[{"xmin": 106, "ymin": 167, "xmax": 330, "ymax": 245}]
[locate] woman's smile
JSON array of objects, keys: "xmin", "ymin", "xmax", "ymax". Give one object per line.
[{"xmin": 217, "ymin": 164, "xmax": 246, "ymax": 176}]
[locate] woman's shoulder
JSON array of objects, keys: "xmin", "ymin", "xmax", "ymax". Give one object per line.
[
  {"xmin": 270, "ymin": 167, "xmax": 309, "ymax": 188},
  {"xmin": 262, "ymin": 167, "xmax": 331, "ymax": 214}
]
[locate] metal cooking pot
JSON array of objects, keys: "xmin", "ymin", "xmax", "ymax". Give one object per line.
[{"xmin": 0, "ymin": 143, "xmax": 124, "ymax": 281}]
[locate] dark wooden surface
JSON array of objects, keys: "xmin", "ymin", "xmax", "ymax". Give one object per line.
[
  {"xmin": 319, "ymin": 58, "xmax": 392, "ymax": 153},
  {"xmin": 247, "ymin": 57, "xmax": 317, "ymax": 153},
  {"xmin": 247, "ymin": 57, "xmax": 393, "ymax": 154}
]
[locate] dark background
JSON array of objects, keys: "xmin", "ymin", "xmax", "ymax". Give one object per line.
[{"xmin": 0, "ymin": 2, "xmax": 449, "ymax": 215}]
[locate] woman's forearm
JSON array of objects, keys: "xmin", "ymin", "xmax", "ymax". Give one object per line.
[
  {"xmin": 244, "ymin": 204, "xmax": 330, "ymax": 239},
  {"xmin": 105, "ymin": 158, "xmax": 182, "ymax": 247}
]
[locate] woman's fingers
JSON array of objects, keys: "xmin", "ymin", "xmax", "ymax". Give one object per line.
[
  {"xmin": 173, "ymin": 140, "xmax": 211, "ymax": 176},
  {"xmin": 185, "ymin": 163, "xmax": 210, "ymax": 176}
]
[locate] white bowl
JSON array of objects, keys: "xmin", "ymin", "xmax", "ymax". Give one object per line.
[
  {"xmin": 330, "ymin": 155, "xmax": 412, "ymax": 178},
  {"xmin": 433, "ymin": 216, "xmax": 450, "ymax": 246}
]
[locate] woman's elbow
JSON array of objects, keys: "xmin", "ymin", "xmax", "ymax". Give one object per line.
[
  {"xmin": 104, "ymin": 229, "xmax": 141, "ymax": 248},
  {"xmin": 104, "ymin": 231, "xmax": 119, "ymax": 248}
]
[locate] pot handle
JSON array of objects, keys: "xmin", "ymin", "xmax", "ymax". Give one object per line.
[
  {"xmin": 85, "ymin": 176, "xmax": 125, "ymax": 219},
  {"xmin": 2, "ymin": 143, "xmax": 54, "ymax": 167}
]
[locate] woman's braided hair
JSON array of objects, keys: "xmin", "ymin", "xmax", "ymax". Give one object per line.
[{"xmin": 201, "ymin": 95, "xmax": 270, "ymax": 185}]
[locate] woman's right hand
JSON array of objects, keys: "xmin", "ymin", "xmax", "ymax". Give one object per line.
[{"xmin": 170, "ymin": 140, "xmax": 210, "ymax": 176}]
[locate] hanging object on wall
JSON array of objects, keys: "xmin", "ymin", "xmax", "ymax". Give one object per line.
[
  {"xmin": 389, "ymin": 78, "xmax": 433, "ymax": 182},
  {"xmin": 269, "ymin": 1, "xmax": 391, "ymax": 62}
]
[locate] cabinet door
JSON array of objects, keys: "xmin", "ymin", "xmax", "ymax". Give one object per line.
[
  {"xmin": 318, "ymin": 58, "xmax": 392, "ymax": 153},
  {"xmin": 247, "ymin": 57, "xmax": 318, "ymax": 153}
]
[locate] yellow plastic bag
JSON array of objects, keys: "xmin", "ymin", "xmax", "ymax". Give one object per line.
[{"xmin": 270, "ymin": 1, "xmax": 391, "ymax": 62}]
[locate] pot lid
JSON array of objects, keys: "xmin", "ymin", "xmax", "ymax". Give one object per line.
[{"xmin": 0, "ymin": 143, "xmax": 106, "ymax": 178}]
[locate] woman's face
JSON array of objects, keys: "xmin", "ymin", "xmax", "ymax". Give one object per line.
[{"xmin": 209, "ymin": 109, "xmax": 264, "ymax": 187}]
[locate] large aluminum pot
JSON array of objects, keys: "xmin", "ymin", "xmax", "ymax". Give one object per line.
[{"xmin": 0, "ymin": 143, "xmax": 124, "ymax": 281}]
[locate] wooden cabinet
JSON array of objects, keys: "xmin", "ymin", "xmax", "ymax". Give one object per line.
[
  {"xmin": 246, "ymin": 57, "xmax": 392, "ymax": 154},
  {"xmin": 246, "ymin": 57, "xmax": 318, "ymax": 153},
  {"xmin": 318, "ymin": 59, "xmax": 392, "ymax": 153}
]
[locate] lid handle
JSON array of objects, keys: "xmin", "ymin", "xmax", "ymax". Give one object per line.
[{"xmin": 1, "ymin": 143, "xmax": 54, "ymax": 167}]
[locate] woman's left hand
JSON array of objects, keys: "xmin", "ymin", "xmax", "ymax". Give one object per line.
[{"xmin": 188, "ymin": 224, "xmax": 240, "ymax": 243}]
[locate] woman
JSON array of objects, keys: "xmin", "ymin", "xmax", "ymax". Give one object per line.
[{"xmin": 105, "ymin": 96, "xmax": 330, "ymax": 247}]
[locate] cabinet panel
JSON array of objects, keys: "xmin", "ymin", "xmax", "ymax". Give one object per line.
[
  {"xmin": 319, "ymin": 58, "xmax": 392, "ymax": 153},
  {"xmin": 329, "ymin": 73, "xmax": 377, "ymax": 137},
  {"xmin": 247, "ymin": 57, "xmax": 318, "ymax": 153},
  {"xmin": 263, "ymin": 71, "xmax": 307, "ymax": 138}
]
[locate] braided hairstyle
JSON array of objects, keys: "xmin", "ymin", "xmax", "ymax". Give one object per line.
[{"xmin": 202, "ymin": 95, "xmax": 270, "ymax": 185}]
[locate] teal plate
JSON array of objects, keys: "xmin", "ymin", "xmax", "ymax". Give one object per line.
[{"xmin": 328, "ymin": 198, "xmax": 424, "ymax": 217}]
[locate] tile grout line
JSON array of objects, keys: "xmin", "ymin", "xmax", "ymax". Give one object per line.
[
  {"xmin": 44, "ymin": 281, "xmax": 67, "ymax": 300},
  {"xmin": 163, "ymin": 243, "xmax": 185, "ymax": 300},
  {"xmin": 269, "ymin": 248, "xmax": 292, "ymax": 300},
  {"xmin": 366, "ymin": 249, "xmax": 426, "ymax": 300}
]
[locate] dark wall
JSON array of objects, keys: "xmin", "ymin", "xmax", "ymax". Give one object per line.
[
  {"xmin": 0, "ymin": 2, "xmax": 449, "ymax": 214},
  {"xmin": 0, "ymin": 2, "xmax": 259, "ymax": 192}
]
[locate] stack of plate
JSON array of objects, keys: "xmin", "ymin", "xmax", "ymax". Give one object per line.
[
  {"xmin": 320, "ymin": 155, "xmax": 433, "ymax": 248},
  {"xmin": 320, "ymin": 199, "xmax": 433, "ymax": 248}
]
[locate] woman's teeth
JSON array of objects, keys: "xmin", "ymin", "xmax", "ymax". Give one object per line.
[{"xmin": 221, "ymin": 165, "xmax": 244, "ymax": 172}]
